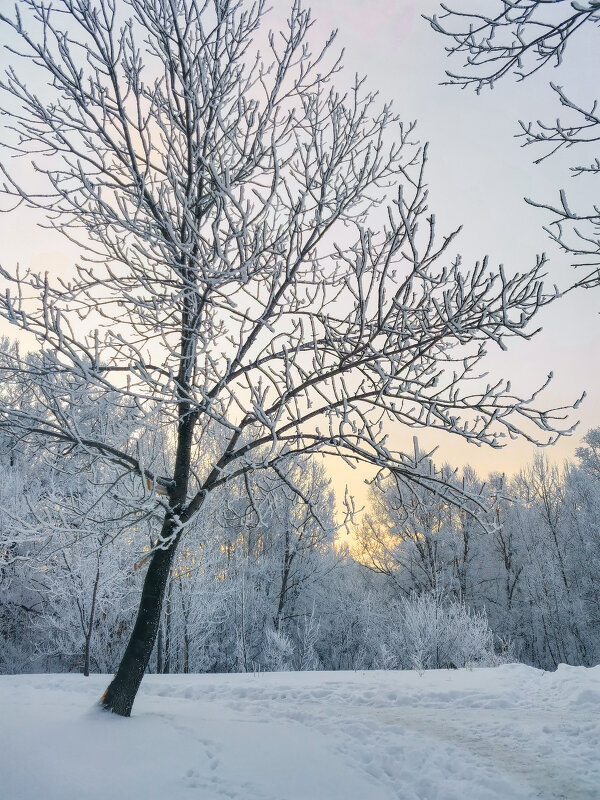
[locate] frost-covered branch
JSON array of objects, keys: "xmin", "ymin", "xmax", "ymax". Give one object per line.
[{"xmin": 428, "ymin": 0, "xmax": 600, "ymax": 288}]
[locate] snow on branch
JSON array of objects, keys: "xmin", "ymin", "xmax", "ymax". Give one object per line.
[{"xmin": 0, "ymin": 0, "xmax": 581, "ymax": 535}]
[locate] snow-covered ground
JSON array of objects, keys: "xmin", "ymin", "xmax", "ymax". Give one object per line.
[{"xmin": 1, "ymin": 665, "xmax": 599, "ymax": 800}]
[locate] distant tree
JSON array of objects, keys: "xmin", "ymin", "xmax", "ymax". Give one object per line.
[
  {"xmin": 156, "ymin": 455, "xmax": 336, "ymax": 674},
  {"xmin": 576, "ymin": 427, "xmax": 600, "ymax": 480},
  {"xmin": 0, "ymin": 368, "xmax": 155, "ymax": 674},
  {"xmin": 22, "ymin": 463, "xmax": 144, "ymax": 677},
  {"xmin": 428, "ymin": 1, "xmax": 600, "ymax": 289},
  {"xmin": 0, "ymin": 0, "xmax": 578, "ymax": 715},
  {"xmin": 358, "ymin": 461, "xmax": 489, "ymax": 602}
]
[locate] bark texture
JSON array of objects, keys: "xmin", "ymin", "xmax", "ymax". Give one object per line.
[{"xmin": 100, "ymin": 517, "xmax": 180, "ymax": 716}]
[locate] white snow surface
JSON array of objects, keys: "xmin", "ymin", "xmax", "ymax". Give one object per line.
[{"xmin": 1, "ymin": 665, "xmax": 599, "ymax": 800}]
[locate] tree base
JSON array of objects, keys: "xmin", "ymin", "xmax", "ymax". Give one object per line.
[
  {"xmin": 99, "ymin": 521, "xmax": 181, "ymax": 716},
  {"xmin": 99, "ymin": 676, "xmax": 137, "ymax": 717}
]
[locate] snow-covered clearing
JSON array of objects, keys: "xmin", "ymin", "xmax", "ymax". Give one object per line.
[{"xmin": 1, "ymin": 665, "xmax": 599, "ymax": 800}]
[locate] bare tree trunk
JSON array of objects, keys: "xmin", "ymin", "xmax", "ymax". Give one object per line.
[
  {"xmin": 83, "ymin": 553, "xmax": 101, "ymax": 678},
  {"xmin": 100, "ymin": 515, "xmax": 180, "ymax": 715},
  {"xmin": 83, "ymin": 635, "xmax": 92, "ymax": 678},
  {"xmin": 156, "ymin": 619, "xmax": 164, "ymax": 675},
  {"xmin": 164, "ymin": 574, "xmax": 173, "ymax": 674},
  {"xmin": 275, "ymin": 528, "xmax": 292, "ymax": 631},
  {"xmin": 101, "ymin": 360, "xmax": 197, "ymax": 713},
  {"xmin": 177, "ymin": 575, "xmax": 191, "ymax": 674},
  {"xmin": 239, "ymin": 574, "xmax": 248, "ymax": 673},
  {"xmin": 183, "ymin": 633, "xmax": 190, "ymax": 674}
]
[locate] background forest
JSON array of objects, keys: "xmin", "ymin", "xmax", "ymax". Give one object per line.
[{"xmin": 2, "ymin": 351, "xmax": 598, "ymax": 677}]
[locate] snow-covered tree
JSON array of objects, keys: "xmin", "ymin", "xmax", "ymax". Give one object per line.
[
  {"xmin": 357, "ymin": 458, "xmax": 492, "ymax": 602},
  {"xmin": 0, "ymin": 0, "xmax": 580, "ymax": 714}
]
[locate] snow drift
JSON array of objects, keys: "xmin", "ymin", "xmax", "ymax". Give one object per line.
[{"xmin": 1, "ymin": 664, "xmax": 599, "ymax": 799}]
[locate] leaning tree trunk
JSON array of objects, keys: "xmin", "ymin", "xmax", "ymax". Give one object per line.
[
  {"xmin": 101, "ymin": 292, "xmax": 201, "ymax": 715},
  {"xmin": 101, "ymin": 371, "xmax": 199, "ymax": 715},
  {"xmin": 100, "ymin": 515, "xmax": 181, "ymax": 716}
]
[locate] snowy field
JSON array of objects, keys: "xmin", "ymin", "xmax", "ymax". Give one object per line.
[{"xmin": 1, "ymin": 665, "xmax": 599, "ymax": 800}]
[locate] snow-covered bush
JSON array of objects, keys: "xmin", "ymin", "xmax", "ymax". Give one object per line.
[
  {"xmin": 295, "ymin": 610, "xmax": 321, "ymax": 671},
  {"xmin": 263, "ymin": 628, "xmax": 294, "ymax": 672},
  {"xmin": 399, "ymin": 593, "xmax": 502, "ymax": 671}
]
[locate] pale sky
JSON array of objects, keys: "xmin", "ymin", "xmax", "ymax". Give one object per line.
[{"xmin": 0, "ymin": 0, "xmax": 598, "ymax": 506}]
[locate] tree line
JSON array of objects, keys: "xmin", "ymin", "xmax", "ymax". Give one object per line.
[{"xmin": 2, "ymin": 359, "xmax": 598, "ymax": 676}]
